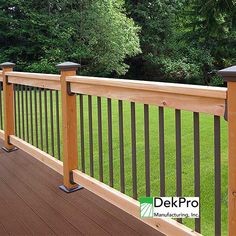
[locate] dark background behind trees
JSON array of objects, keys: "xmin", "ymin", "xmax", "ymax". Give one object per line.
[{"xmin": 0, "ymin": 0, "xmax": 235, "ymax": 85}]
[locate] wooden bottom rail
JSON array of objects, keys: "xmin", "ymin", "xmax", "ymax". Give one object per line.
[
  {"xmin": 72, "ymin": 169, "xmax": 200, "ymax": 236},
  {"xmin": 0, "ymin": 132, "xmax": 201, "ymax": 236},
  {"xmin": 9, "ymin": 135, "xmax": 63, "ymax": 174},
  {"xmin": 0, "ymin": 129, "xmax": 4, "ymax": 140}
]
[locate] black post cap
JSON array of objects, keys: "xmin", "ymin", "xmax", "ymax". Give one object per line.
[
  {"xmin": 56, "ymin": 62, "xmax": 80, "ymax": 71},
  {"xmin": 0, "ymin": 62, "xmax": 15, "ymax": 69},
  {"xmin": 218, "ymin": 66, "xmax": 236, "ymax": 82}
]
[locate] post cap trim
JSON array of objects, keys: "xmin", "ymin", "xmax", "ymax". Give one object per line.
[
  {"xmin": 0, "ymin": 62, "xmax": 15, "ymax": 69},
  {"xmin": 218, "ymin": 66, "xmax": 236, "ymax": 81},
  {"xmin": 56, "ymin": 62, "xmax": 80, "ymax": 71}
]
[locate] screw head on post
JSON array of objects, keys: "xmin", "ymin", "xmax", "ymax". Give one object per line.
[
  {"xmin": 218, "ymin": 66, "xmax": 236, "ymax": 82},
  {"xmin": 56, "ymin": 62, "xmax": 80, "ymax": 71},
  {"xmin": 0, "ymin": 62, "xmax": 15, "ymax": 69}
]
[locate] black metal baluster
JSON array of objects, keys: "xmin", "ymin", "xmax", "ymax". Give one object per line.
[
  {"xmin": 79, "ymin": 94, "xmax": 85, "ymax": 172},
  {"xmin": 25, "ymin": 86, "xmax": 29, "ymax": 143},
  {"xmin": 214, "ymin": 116, "xmax": 221, "ymax": 236},
  {"xmin": 30, "ymin": 87, "xmax": 34, "ymax": 145},
  {"xmin": 88, "ymin": 95, "xmax": 94, "ymax": 176},
  {"xmin": 194, "ymin": 112, "xmax": 201, "ymax": 233},
  {"xmin": 131, "ymin": 102, "xmax": 137, "ymax": 199},
  {"xmin": 144, "ymin": 104, "xmax": 150, "ymax": 197},
  {"xmin": 175, "ymin": 109, "xmax": 182, "ymax": 223},
  {"xmin": 50, "ymin": 90, "xmax": 54, "ymax": 156},
  {"xmin": 119, "ymin": 100, "xmax": 125, "ymax": 193},
  {"xmin": 14, "ymin": 85, "xmax": 17, "ymax": 134},
  {"xmin": 44, "ymin": 89, "xmax": 49, "ymax": 153},
  {"xmin": 107, "ymin": 98, "xmax": 113, "ymax": 187},
  {"xmin": 34, "ymin": 87, "xmax": 38, "ymax": 148},
  {"xmin": 97, "ymin": 97, "xmax": 103, "ymax": 182},
  {"xmin": 39, "ymin": 88, "xmax": 43, "ymax": 150},
  {"xmin": 21, "ymin": 85, "xmax": 25, "ymax": 140},
  {"xmin": 159, "ymin": 107, "xmax": 165, "ymax": 196},
  {"xmin": 17, "ymin": 84, "xmax": 21, "ymax": 138},
  {"xmin": 55, "ymin": 90, "xmax": 61, "ymax": 160}
]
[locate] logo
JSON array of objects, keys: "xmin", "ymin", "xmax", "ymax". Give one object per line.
[
  {"xmin": 140, "ymin": 197, "xmax": 153, "ymax": 218},
  {"xmin": 139, "ymin": 197, "xmax": 199, "ymax": 219}
]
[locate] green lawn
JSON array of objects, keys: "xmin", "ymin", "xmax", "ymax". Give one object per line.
[{"xmin": 14, "ymin": 90, "xmax": 228, "ymax": 236}]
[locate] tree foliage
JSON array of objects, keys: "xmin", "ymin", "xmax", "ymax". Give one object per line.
[
  {"xmin": 0, "ymin": 0, "xmax": 235, "ymax": 84},
  {"xmin": 125, "ymin": 0, "xmax": 184, "ymax": 80},
  {"xmin": 125, "ymin": 0, "xmax": 236, "ymax": 85},
  {"xmin": 0, "ymin": 0, "xmax": 140, "ymax": 75}
]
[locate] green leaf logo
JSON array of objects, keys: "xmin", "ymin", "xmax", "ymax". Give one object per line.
[{"xmin": 140, "ymin": 197, "xmax": 153, "ymax": 218}]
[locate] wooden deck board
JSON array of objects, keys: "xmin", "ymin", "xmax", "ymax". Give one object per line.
[
  {"xmin": 0, "ymin": 162, "xmax": 80, "ymax": 235},
  {"xmin": 0, "ymin": 156, "xmax": 110, "ymax": 235},
  {"xmin": 0, "ymin": 192, "xmax": 32, "ymax": 235},
  {"xmin": 0, "ymin": 177, "xmax": 55, "ymax": 235},
  {"xmin": 0, "ymin": 140, "xmax": 164, "ymax": 236},
  {"xmin": 0, "ymin": 222, "xmax": 8, "ymax": 236},
  {"xmin": 10, "ymin": 149, "xmax": 139, "ymax": 236}
]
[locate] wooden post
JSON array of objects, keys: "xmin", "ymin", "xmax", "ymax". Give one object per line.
[
  {"xmin": 57, "ymin": 62, "xmax": 82, "ymax": 193},
  {"xmin": 0, "ymin": 62, "xmax": 18, "ymax": 152},
  {"xmin": 219, "ymin": 66, "xmax": 236, "ymax": 236}
]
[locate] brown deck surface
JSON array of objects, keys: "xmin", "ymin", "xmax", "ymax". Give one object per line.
[{"xmin": 0, "ymin": 140, "xmax": 164, "ymax": 236}]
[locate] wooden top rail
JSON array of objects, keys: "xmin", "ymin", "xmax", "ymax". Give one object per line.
[
  {"xmin": 5, "ymin": 71, "xmax": 61, "ymax": 90},
  {"xmin": 0, "ymin": 69, "xmax": 227, "ymax": 116},
  {"xmin": 67, "ymin": 75, "xmax": 227, "ymax": 116}
]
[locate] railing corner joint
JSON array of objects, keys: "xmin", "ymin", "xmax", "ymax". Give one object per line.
[
  {"xmin": 224, "ymin": 99, "xmax": 228, "ymax": 121},
  {"xmin": 5, "ymin": 75, "xmax": 11, "ymax": 85},
  {"xmin": 67, "ymin": 82, "xmax": 75, "ymax": 96}
]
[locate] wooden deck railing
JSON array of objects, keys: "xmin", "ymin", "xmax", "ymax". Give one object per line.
[{"xmin": 0, "ymin": 62, "xmax": 234, "ymax": 236}]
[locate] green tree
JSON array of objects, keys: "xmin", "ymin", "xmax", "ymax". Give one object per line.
[
  {"xmin": 125, "ymin": 0, "xmax": 236, "ymax": 85},
  {"xmin": 179, "ymin": 0, "xmax": 236, "ymax": 84},
  {"xmin": 125, "ymin": 0, "xmax": 185, "ymax": 81},
  {"xmin": 187, "ymin": 0, "xmax": 236, "ymax": 66},
  {"xmin": 0, "ymin": 0, "xmax": 141, "ymax": 75}
]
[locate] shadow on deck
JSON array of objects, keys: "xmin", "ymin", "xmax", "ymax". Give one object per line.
[{"xmin": 0, "ymin": 140, "xmax": 163, "ymax": 236}]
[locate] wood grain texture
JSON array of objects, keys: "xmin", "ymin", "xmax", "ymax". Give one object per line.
[
  {"xmin": 60, "ymin": 69, "xmax": 78, "ymax": 189},
  {"xmin": 67, "ymin": 76, "xmax": 226, "ymax": 116},
  {"xmin": 66, "ymin": 76, "xmax": 226, "ymax": 98},
  {"xmin": 227, "ymin": 82, "xmax": 236, "ymax": 236},
  {"xmin": 6, "ymin": 72, "xmax": 60, "ymax": 81},
  {"xmin": 2, "ymin": 67, "xmax": 15, "ymax": 150},
  {"xmin": 10, "ymin": 135, "xmax": 63, "ymax": 174},
  {"xmin": 8, "ymin": 76, "xmax": 61, "ymax": 90},
  {"xmin": 9, "ymin": 153, "xmax": 142, "ymax": 236},
  {"xmin": 0, "ymin": 139, "xmax": 163, "ymax": 236},
  {"xmin": 0, "ymin": 130, "xmax": 4, "ymax": 140},
  {"xmin": 6, "ymin": 72, "xmax": 61, "ymax": 90},
  {"xmin": 72, "ymin": 169, "xmax": 201, "ymax": 236},
  {"xmin": 6, "ymin": 135, "xmax": 199, "ymax": 236},
  {"xmin": 0, "ymin": 70, "xmax": 3, "ymax": 82},
  {"xmin": 3, "ymin": 72, "xmax": 227, "ymax": 115}
]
